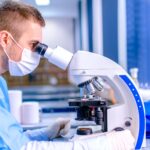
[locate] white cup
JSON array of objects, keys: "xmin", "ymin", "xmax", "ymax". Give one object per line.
[
  {"xmin": 8, "ymin": 90, "xmax": 22, "ymax": 123},
  {"xmin": 21, "ymin": 102, "xmax": 40, "ymax": 125}
]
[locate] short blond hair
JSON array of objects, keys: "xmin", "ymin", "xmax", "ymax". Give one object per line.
[{"xmin": 0, "ymin": 0, "xmax": 45, "ymax": 40}]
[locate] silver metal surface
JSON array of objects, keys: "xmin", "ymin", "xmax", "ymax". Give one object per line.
[{"xmin": 92, "ymin": 78, "xmax": 103, "ymax": 91}]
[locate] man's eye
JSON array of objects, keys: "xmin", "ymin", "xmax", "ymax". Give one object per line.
[{"xmin": 30, "ymin": 42, "xmax": 39, "ymax": 50}]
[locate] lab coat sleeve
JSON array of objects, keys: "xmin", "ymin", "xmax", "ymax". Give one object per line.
[
  {"xmin": 24, "ymin": 128, "xmax": 49, "ymax": 141},
  {"xmin": 21, "ymin": 141, "xmax": 73, "ymax": 150},
  {"xmin": 0, "ymin": 76, "xmax": 10, "ymax": 111},
  {"xmin": 21, "ymin": 134, "xmax": 108, "ymax": 150},
  {"xmin": 22, "ymin": 129, "xmax": 135, "ymax": 150}
]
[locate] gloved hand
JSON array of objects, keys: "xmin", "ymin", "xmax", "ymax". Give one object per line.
[{"xmin": 45, "ymin": 118, "xmax": 71, "ymax": 139}]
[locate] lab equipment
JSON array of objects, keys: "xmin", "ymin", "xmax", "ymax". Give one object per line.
[
  {"xmin": 68, "ymin": 51, "xmax": 146, "ymax": 149},
  {"xmin": 144, "ymin": 101, "xmax": 150, "ymax": 138},
  {"xmin": 34, "ymin": 43, "xmax": 146, "ymax": 149},
  {"xmin": 8, "ymin": 90, "xmax": 22, "ymax": 123},
  {"xmin": 130, "ymin": 67, "xmax": 139, "ymax": 87},
  {"xmin": 76, "ymin": 127, "xmax": 93, "ymax": 135},
  {"xmin": 21, "ymin": 102, "xmax": 40, "ymax": 125},
  {"xmin": 34, "ymin": 43, "xmax": 73, "ymax": 70}
]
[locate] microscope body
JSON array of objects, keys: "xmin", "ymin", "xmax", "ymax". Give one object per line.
[
  {"xmin": 34, "ymin": 43, "xmax": 145, "ymax": 149},
  {"xmin": 68, "ymin": 51, "xmax": 145, "ymax": 150}
]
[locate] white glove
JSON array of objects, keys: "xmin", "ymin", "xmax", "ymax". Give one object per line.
[{"xmin": 45, "ymin": 118, "xmax": 71, "ymax": 139}]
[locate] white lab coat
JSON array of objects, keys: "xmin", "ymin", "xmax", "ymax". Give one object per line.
[{"xmin": 21, "ymin": 129, "xmax": 135, "ymax": 150}]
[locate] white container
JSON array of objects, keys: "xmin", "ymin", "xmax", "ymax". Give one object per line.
[
  {"xmin": 8, "ymin": 90, "xmax": 22, "ymax": 123},
  {"xmin": 21, "ymin": 102, "xmax": 40, "ymax": 125}
]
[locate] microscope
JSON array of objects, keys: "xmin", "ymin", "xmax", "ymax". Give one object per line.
[
  {"xmin": 68, "ymin": 76, "xmax": 108, "ymax": 132},
  {"xmin": 34, "ymin": 43, "xmax": 146, "ymax": 149}
]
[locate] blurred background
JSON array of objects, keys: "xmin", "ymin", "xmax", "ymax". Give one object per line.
[
  {"xmin": 2, "ymin": 0, "xmax": 150, "ymax": 88},
  {"xmin": 2, "ymin": 0, "xmax": 150, "ymax": 105}
]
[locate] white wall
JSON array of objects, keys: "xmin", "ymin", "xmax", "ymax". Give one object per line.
[
  {"xmin": 42, "ymin": 18, "xmax": 75, "ymax": 52},
  {"xmin": 22, "ymin": 0, "xmax": 79, "ymax": 18},
  {"xmin": 38, "ymin": 0, "xmax": 78, "ymax": 18},
  {"xmin": 92, "ymin": 0, "xmax": 103, "ymax": 54},
  {"xmin": 118, "ymin": 0, "xmax": 127, "ymax": 70},
  {"xmin": 81, "ymin": 0, "xmax": 89, "ymax": 51}
]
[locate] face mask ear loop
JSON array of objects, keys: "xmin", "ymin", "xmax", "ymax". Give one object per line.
[
  {"xmin": 3, "ymin": 33, "xmax": 23, "ymax": 62},
  {"xmin": 9, "ymin": 34, "xmax": 23, "ymax": 50},
  {"xmin": 3, "ymin": 48, "xmax": 11, "ymax": 60},
  {"xmin": 0, "ymin": 33, "xmax": 2, "ymax": 44},
  {"xmin": 0, "ymin": 32, "xmax": 9, "ymax": 59}
]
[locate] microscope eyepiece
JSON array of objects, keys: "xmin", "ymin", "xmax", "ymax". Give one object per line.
[
  {"xmin": 34, "ymin": 42, "xmax": 48, "ymax": 56},
  {"xmin": 34, "ymin": 42, "xmax": 73, "ymax": 70}
]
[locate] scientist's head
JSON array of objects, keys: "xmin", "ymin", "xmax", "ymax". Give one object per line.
[{"xmin": 0, "ymin": 1, "xmax": 45, "ymax": 76}]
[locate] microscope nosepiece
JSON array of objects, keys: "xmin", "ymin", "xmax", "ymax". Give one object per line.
[
  {"xmin": 92, "ymin": 77, "xmax": 103, "ymax": 91},
  {"xmin": 79, "ymin": 77, "xmax": 103, "ymax": 96},
  {"xmin": 85, "ymin": 82, "xmax": 97, "ymax": 95}
]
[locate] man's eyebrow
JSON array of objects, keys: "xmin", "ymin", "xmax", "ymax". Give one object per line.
[{"xmin": 30, "ymin": 40, "xmax": 40, "ymax": 44}]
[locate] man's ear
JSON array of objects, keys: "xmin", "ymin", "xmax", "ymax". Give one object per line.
[{"xmin": 0, "ymin": 31, "xmax": 11, "ymax": 49}]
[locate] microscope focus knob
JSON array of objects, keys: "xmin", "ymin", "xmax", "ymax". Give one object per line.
[{"xmin": 125, "ymin": 121, "xmax": 131, "ymax": 127}]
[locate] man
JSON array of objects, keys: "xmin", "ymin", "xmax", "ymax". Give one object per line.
[
  {"xmin": 0, "ymin": 1, "xmax": 71, "ymax": 150},
  {"xmin": 0, "ymin": 1, "xmax": 135, "ymax": 150}
]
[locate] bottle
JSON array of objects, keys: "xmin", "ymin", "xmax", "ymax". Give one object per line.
[
  {"xmin": 34, "ymin": 43, "xmax": 73, "ymax": 70},
  {"xmin": 130, "ymin": 68, "xmax": 139, "ymax": 88}
]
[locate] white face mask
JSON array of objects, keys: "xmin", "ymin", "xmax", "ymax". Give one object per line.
[
  {"xmin": 8, "ymin": 48, "xmax": 41, "ymax": 76},
  {"xmin": 4, "ymin": 35, "xmax": 41, "ymax": 76}
]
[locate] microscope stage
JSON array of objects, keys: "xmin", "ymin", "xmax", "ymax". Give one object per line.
[{"xmin": 68, "ymin": 99, "xmax": 107, "ymax": 107}]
